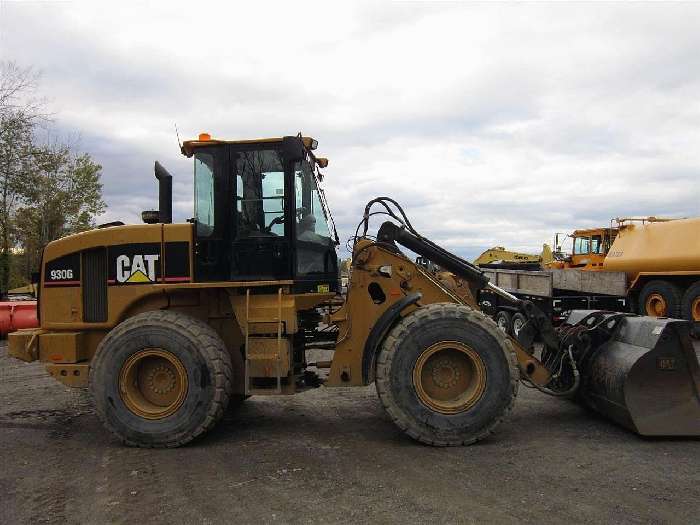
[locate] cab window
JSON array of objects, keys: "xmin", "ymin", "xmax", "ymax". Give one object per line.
[
  {"xmin": 591, "ymin": 235, "xmax": 603, "ymax": 254},
  {"xmin": 194, "ymin": 152, "xmax": 215, "ymax": 237},
  {"xmin": 573, "ymin": 236, "xmax": 590, "ymax": 255},
  {"xmin": 295, "ymin": 169, "xmax": 331, "ymax": 242},
  {"xmin": 295, "ymin": 160, "xmax": 333, "ymax": 275},
  {"xmin": 234, "ymin": 150, "xmax": 285, "ymax": 238}
]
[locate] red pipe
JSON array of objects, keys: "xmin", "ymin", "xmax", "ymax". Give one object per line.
[{"xmin": 0, "ymin": 301, "xmax": 38, "ymax": 335}]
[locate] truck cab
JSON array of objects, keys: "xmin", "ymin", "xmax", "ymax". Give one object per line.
[{"xmin": 550, "ymin": 227, "xmax": 618, "ymax": 270}]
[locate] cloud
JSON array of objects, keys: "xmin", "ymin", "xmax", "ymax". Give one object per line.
[{"xmin": 1, "ymin": 2, "xmax": 698, "ymax": 260}]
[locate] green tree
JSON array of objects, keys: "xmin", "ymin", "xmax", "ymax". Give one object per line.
[
  {"xmin": 0, "ymin": 61, "xmax": 44, "ymax": 292},
  {"xmin": 0, "ymin": 61, "xmax": 106, "ymax": 290},
  {"xmin": 13, "ymin": 146, "xmax": 105, "ymax": 283},
  {"xmin": 0, "ymin": 113, "xmax": 35, "ymax": 291}
]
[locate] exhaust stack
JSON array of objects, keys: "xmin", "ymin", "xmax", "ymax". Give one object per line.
[{"xmin": 154, "ymin": 161, "xmax": 173, "ymax": 224}]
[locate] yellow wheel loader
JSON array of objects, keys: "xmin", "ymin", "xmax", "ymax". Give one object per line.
[{"xmin": 8, "ymin": 134, "xmax": 700, "ymax": 447}]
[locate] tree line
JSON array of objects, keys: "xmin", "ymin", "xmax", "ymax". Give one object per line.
[{"xmin": 0, "ymin": 61, "xmax": 105, "ymax": 293}]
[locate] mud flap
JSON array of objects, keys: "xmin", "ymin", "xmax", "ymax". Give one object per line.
[{"xmin": 579, "ymin": 316, "xmax": 700, "ymax": 436}]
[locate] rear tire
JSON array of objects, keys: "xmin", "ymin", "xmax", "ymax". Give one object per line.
[
  {"xmin": 639, "ymin": 280, "xmax": 682, "ymax": 318},
  {"xmin": 375, "ymin": 303, "xmax": 518, "ymax": 446},
  {"xmin": 90, "ymin": 310, "xmax": 232, "ymax": 448},
  {"xmin": 494, "ymin": 310, "xmax": 513, "ymax": 335},
  {"xmin": 681, "ymin": 281, "xmax": 700, "ymax": 321}
]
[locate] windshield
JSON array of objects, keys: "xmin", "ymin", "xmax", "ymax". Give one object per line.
[
  {"xmin": 573, "ymin": 236, "xmax": 590, "ymax": 255},
  {"xmin": 295, "ymin": 160, "xmax": 332, "ymax": 243}
]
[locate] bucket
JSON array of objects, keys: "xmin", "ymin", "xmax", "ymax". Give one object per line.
[{"xmin": 577, "ymin": 314, "xmax": 700, "ymax": 436}]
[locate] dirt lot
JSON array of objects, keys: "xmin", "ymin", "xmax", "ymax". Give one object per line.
[{"xmin": 1, "ymin": 342, "xmax": 698, "ymax": 525}]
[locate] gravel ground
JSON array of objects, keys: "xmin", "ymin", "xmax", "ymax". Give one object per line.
[{"xmin": 1, "ymin": 341, "xmax": 698, "ymax": 524}]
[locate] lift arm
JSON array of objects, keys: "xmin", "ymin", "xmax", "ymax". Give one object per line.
[{"xmin": 376, "ymin": 221, "xmax": 561, "ymax": 352}]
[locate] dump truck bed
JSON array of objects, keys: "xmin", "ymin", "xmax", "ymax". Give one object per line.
[
  {"xmin": 479, "ymin": 268, "xmax": 630, "ymax": 324},
  {"xmin": 482, "ymin": 268, "xmax": 628, "ymax": 297}
]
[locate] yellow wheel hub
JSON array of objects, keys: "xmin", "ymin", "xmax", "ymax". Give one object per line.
[
  {"xmin": 645, "ymin": 293, "xmax": 668, "ymax": 317},
  {"xmin": 119, "ymin": 348, "xmax": 188, "ymax": 420},
  {"xmin": 413, "ymin": 341, "xmax": 487, "ymax": 415},
  {"xmin": 692, "ymin": 297, "xmax": 700, "ymax": 321}
]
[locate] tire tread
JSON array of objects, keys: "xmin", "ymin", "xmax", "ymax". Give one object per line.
[
  {"xmin": 89, "ymin": 310, "xmax": 232, "ymax": 448},
  {"xmin": 375, "ymin": 303, "xmax": 518, "ymax": 446}
]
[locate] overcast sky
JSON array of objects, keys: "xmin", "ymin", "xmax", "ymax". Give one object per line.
[{"xmin": 2, "ymin": 2, "xmax": 698, "ymax": 259}]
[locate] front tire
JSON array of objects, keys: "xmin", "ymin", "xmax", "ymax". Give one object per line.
[
  {"xmin": 375, "ymin": 303, "xmax": 518, "ymax": 446},
  {"xmin": 89, "ymin": 310, "xmax": 232, "ymax": 448}
]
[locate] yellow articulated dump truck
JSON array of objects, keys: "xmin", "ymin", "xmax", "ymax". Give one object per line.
[
  {"xmin": 604, "ymin": 218, "xmax": 700, "ymax": 320},
  {"xmin": 8, "ymin": 134, "xmax": 700, "ymax": 447},
  {"xmin": 549, "ymin": 219, "xmax": 700, "ymax": 321}
]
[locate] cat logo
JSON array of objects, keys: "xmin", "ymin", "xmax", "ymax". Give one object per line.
[{"xmin": 116, "ymin": 254, "xmax": 160, "ymax": 283}]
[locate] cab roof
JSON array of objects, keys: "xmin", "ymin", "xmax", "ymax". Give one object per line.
[
  {"xmin": 571, "ymin": 227, "xmax": 617, "ymax": 237},
  {"xmin": 181, "ymin": 134, "xmax": 317, "ymax": 157}
]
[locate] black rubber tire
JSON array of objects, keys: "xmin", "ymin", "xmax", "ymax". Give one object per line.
[
  {"xmin": 375, "ymin": 303, "xmax": 518, "ymax": 446},
  {"xmin": 494, "ymin": 310, "xmax": 513, "ymax": 335},
  {"xmin": 638, "ymin": 280, "xmax": 683, "ymax": 319},
  {"xmin": 511, "ymin": 312, "xmax": 527, "ymax": 338},
  {"xmin": 89, "ymin": 310, "xmax": 232, "ymax": 448},
  {"xmin": 681, "ymin": 281, "xmax": 700, "ymax": 321}
]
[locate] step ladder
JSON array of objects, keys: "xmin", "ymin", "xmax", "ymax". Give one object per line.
[{"xmin": 244, "ymin": 287, "xmax": 284, "ymax": 395}]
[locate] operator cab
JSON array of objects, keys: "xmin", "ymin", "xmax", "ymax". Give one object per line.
[
  {"xmin": 181, "ymin": 134, "xmax": 339, "ymax": 293},
  {"xmin": 555, "ymin": 227, "xmax": 618, "ymax": 269}
]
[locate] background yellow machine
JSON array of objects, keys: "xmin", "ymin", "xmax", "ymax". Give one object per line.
[
  {"xmin": 8, "ymin": 134, "xmax": 700, "ymax": 447},
  {"xmin": 548, "ymin": 219, "xmax": 700, "ymax": 320},
  {"xmin": 474, "ymin": 245, "xmax": 553, "ymax": 270}
]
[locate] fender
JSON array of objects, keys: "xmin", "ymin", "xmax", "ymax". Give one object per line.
[{"xmin": 361, "ymin": 292, "xmax": 422, "ymax": 384}]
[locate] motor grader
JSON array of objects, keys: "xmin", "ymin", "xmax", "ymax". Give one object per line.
[{"xmin": 9, "ymin": 134, "xmax": 700, "ymax": 447}]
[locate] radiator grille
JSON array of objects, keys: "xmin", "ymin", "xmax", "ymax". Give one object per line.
[{"xmin": 82, "ymin": 248, "xmax": 107, "ymax": 322}]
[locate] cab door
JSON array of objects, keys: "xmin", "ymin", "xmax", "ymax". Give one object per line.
[
  {"xmin": 571, "ymin": 236, "xmax": 592, "ymax": 267},
  {"xmin": 230, "ymin": 147, "xmax": 293, "ymax": 281},
  {"xmin": 193, "ymin": 147, "xmax": 231, "ymax": 282}
]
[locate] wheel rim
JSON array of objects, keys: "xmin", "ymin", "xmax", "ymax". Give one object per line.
[
  {"xmin": 413, "ymin": 341, "xmax": 487, "ymax": 415},
  {"xmin": 513, "ymin": 318, "xmax": 524, "ymax": 336},
  {"xmin": 496, "ymin": 315, "xmax": 508, "ymax": 333},
  {"xmin": 645, "ymin": 293, "xmax": 667, "ymax": 317},
  {"xmin": 692, "ymin": 297, "xmax": 700, "ymax": 321},
  {"xmin": 119, "ymin": 348, "xmax": 188, "ymax": 420}
]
